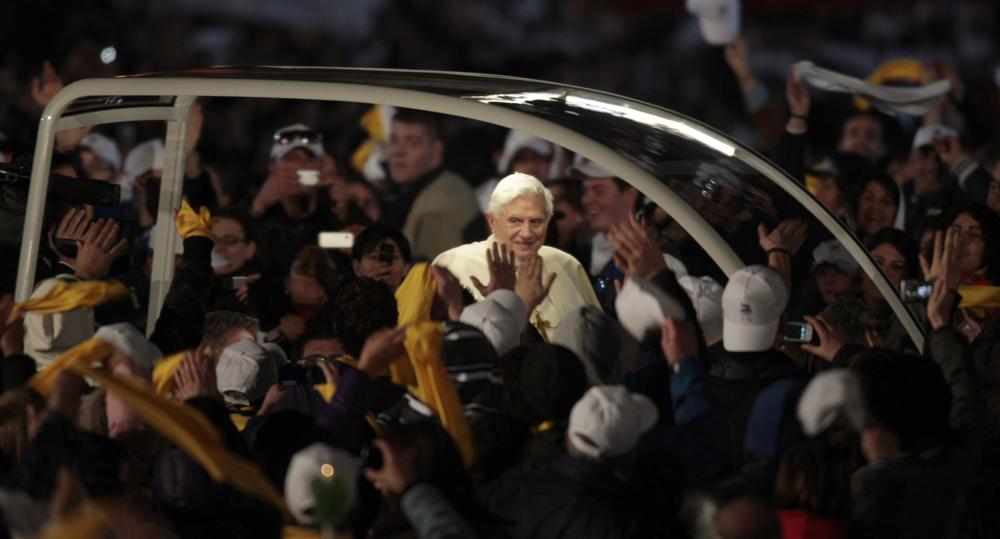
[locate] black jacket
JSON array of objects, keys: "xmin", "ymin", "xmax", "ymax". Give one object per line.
[{"xmin": 481, "ymin": 455, "xmax": 646, "ymax": 539}]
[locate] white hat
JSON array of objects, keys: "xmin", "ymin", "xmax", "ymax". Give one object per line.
[
  {"xmin": 721, "ymin": 265, "xmax": 787, "ymax": 353},
  {"xmin": 812, "ymin": 240, "xmax": 858, "ymax": 274},
  {"xmin": 215, "ymin": 338, "xmax": 278, "ymax": 406},
  {"xmin": 124, "ymin": 139, "xmax": 165, "ymax": 179},
  {"xmin": 570, "ymin": 154, "xmax": 615, "ymax": 179},
  {"xmin": 568, "ymin": 385, "xmax": 658, "ymax": 460},
  {"xmin": 797, "ymin": 369, "xmax": 865, "ymax": 436},
  {"xmin": 497, "ymin": 130, "xmax": 553, "ymax": 175},
  {"xmin": 23, "ymin": 277, "xmax": 96, "ymax": 370},
  {"xmin": 270, "ymin": 123, "xmax": 324, "ymax": 161},
  {"xmin": 912, "ymin": 124, "xmax": 958, "ymax": 150},
  {"xmin": 284, "ymin": 442, "xmax": 359, "ymax": 525},
  {"xmin": 78, "ymin": 132, "xmax": 122, "ymax": 171},
  {"xmin": 678, "ymin": 275, "xmax": 724, "ymax": 346},
  {"xmin": 686, "ymin": 0, "xmax": 741, "ymax": 46},
  {"xmin": 615, "ymin": 276, "xmax": 687, "ymax": 342},
  {"xmin": 95, "ymin": 322, "xmax": 163, "ymax": 370},
  {"xmin": 459, "ymin": 289, "xmax": 528, "ymax": 356}
]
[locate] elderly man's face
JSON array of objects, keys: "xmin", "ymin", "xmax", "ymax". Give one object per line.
[{"xmin": 488, "ymin": 194, "xmax": 549, "ymax": 260}]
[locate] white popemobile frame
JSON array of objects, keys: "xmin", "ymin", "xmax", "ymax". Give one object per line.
[{"xmin": 14, "ymin": 68, "xmax": 924, "ymax": 349}]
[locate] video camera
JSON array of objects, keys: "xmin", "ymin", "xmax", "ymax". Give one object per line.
[{"xmin": 0, "ymin": 150, "xmax": 121, "ymax": 246}]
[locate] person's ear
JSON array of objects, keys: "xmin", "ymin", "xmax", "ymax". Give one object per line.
[
  {"xmin": 431, "ymin": 139, "xmax": 444, "ymax": 162},
  {"xmin": 486, "ymin": 212, "xmax": 497, "ymax": 234},
  {"xmin": 246, "ymin": 241, "xmax": 257, "ymax": 259},
  {"xmin": 352, "ymin": 259, "xmax": 362, "ymax": 276}
]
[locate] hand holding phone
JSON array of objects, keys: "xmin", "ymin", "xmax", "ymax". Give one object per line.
[
  {"xmin": 900, "ymin": 279, "xmax": 934, "ymax": 304},
  {"xmin": 784, "ymin": 321, "xmax": 819, "ymax": 345}
]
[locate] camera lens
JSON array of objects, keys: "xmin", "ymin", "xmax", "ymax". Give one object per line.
[{"xmin": 362, "ymin": 445, "xmax": 384, "ymax": 470}]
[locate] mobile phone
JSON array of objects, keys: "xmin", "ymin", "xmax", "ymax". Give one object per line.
[
  {"xmin": 279, "ymin": 364, "xmax": 308, "ymax": 386},
  {"xmin": 377, "ymin": 243, "xmax": 395, "ymax": 264},
  {"xmin": 784, "ymin": 322, "xmax": 817, "ymax": 344},
  {"xmin": 361, "ymin": 444, "xmax": 384, "ymax": 471},
  {"xmin": 296, "ymin": 169, "xmax": 320, "ymax": 187},
  {"xmin": 222, "ymin": 275, "xmax": 248, "ymax": 290},
  {"xmin": 318, "ymin": 231, "xmax": 354, "ymax": 249},
  {"xmin": 900, "ymin": 279, "xmax": 934, "ymax": 303}
]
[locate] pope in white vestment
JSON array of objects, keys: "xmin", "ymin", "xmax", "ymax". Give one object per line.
[{"xmin": 433, "ymin": 173, "xmax": 600, "ymax": 340}]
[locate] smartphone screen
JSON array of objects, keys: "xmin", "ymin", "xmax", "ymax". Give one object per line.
[{"xmin": 784, "ymin": 322, "xmax": 815, "ymax": 344}]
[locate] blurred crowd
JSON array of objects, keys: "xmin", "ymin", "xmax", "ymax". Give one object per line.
[{"xmin": 0, "ymin": 0, "xmax": 997, "ymax": 538}]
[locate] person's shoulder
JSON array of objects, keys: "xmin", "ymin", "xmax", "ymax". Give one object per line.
[
  {"xmin": 433, "ymin": 240, "xmax": 485, "ymax": 264},
  {"xmin": 539, "ymin": 245, "xmax": 586, "ymax": 270},
  {"xmin": 414, "ymin": 170, "xmax": 479, "ymax": 213}
]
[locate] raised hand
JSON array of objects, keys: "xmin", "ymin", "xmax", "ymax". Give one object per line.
[
  {"xmin": 470, "ymin": 242, "xmax": 516, "ymax": 296},
  {"xmin": 30, "ymin": 61, "xmax": 63, "ymax": 109},
  {"xmin": 758, "ymin": 218, "xmax": 808, "ymax": 255},
  {"xmin": 609, "ymin": 213, "xmax": 666, "ymax": 279},
  {"xmin": 786, "ymin": 69, "xmax": 810, "ymax": 119},
  {"xmin": 515, "ymin": 255, "xmax": 556, "ymax": 312},
  {"xmin": 74, "ymin": 219, "xmax": 128, "ymax": 280},
  {"xmin": 48, "ymin": 207, "xmax": 91, "ymax": 265},
  {"xmin": 801, "ymin": 315, "xmax": 848, "ymax": 362},
  {"xmin": 919, "ymin": 227, "xmax": 962, "ymax": 292},
  {"xmin": 173, "ymin": 347, "xmax": 217, "ymax": 402},
  {"xmin": 358, "ymin": 327, "xmax": 408, "ymax": 377},
  {"xmin": 364, "ymin": 438, "xmax": 419, "ymax": 497}
]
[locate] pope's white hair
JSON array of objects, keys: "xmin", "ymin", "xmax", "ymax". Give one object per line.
[{"xmin": 488, "ymin": 172, "xmax": 554, "ymax": 218}]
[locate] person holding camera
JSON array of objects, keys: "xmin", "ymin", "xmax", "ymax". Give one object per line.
[
  {"xmin": 351, "ymin": 225, "xmax": 413, "ymax": 291},
  {"xmin": 249, "ymin": 124, "xmax": 341, "ymax": 272}
]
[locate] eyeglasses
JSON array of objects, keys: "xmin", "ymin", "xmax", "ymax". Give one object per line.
[
  {"xmin": 301, "ymin": 354, "xmax": 343, "ymax": 364},
  {"xmin": 273, "ymin": 129, "xmax": 323, "ymax": 146}
]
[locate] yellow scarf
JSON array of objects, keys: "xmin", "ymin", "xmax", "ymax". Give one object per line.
[
  {"xmin": 958, "ymin": 285, "xmax": 1000, "ymax": 309},
  {"xmin": 29, "ymin": 338, "xmax": 115, "ymax": 396},
  {"xmin": 9, "ymin": 280, "xmax": 127, "ymax": 324},
  {"xmin": 151, "ymin": 350, "xmax": 189, "ymax": 396},
  {"xmin": 404, "ymin": 322, "xmax": 475, "ymax": 466},
  {"xmin": 351, "ymin": 104, "xmax": 389, "ymax": 175},
  {"xmin": 393, "ymin": 262, "xmax": 438, "ymax": 388},
  {"xmin": 66, "ymin": 361, "xmax": 289, "ymax": 517},
  {"xmin": 175, "ymin": 199, "xmax": 212, "ymax": 239}
]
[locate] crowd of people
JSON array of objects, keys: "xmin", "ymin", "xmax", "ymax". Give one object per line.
[{"xmin": 0, "ymin": 2, "xmax": 998, "ymax": 538}]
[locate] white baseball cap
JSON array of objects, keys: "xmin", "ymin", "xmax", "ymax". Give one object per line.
[
  {"xmin": 497, "ymin": 129, "xmax": 553, "ymax": 175},
  {"xmin": 721, "ymin": 265, "xmax": 787, "ymax": 352},
  {"xmin": 284, "ymin": 442, "xmax": 359, "ymax": 525},
  {"xmin": 678, "ymin": 275, "xmax": 724, "ymax": 346},
  {"xmin": 811, "ymin": 240, "xmax": 859, "ymax": 274},
  {"xmin": 568, "ymin": 385, "xmax": 658, "ymax": 460},
  {"xmin": 124, "ymin": 138, "xmax": 165, "ymax": 179},
  {"xmin": 570, "ymin": 154, "xmax": 615, "ymax": 179},
  {"xmin": 459, "ymin": 289, "xmax": 528, "ymax": 357},
  {"xmin": 270, "ymin": 123, "xmax": 324, "ymax": 161},
  {"xmin": 615, "ymin": 276, "xmax": 687, "ymax": 342},
  {"xmin": 687, "ymin": 0, "xmax": 741, "ymax": 46},
  {"xmin": 95, "ymin": 322, "xmax": 163, "ymax": 370},
  {"xmin": 215, "ymin": 338, "xmax": 278, "ymax": 406},
  {"xmin": 78, "ymin": 132, "xmax": 123, "ymax": 171},
  {"xmin": 912, "ymin": 124, "xmax": 958, "ymax": 150},
  {"xmin": 797, "ymin": 369, "xmax": 865, "ymax": 436}
]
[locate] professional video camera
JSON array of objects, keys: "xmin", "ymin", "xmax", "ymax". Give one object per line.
[{"xmin": 0, "ymin": 149, "xmax": 120, "ymax": 247}]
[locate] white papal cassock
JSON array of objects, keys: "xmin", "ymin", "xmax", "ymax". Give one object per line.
[{"xmin": 433, "ymin": 235, "xmax": 600, "ymax": 341}]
